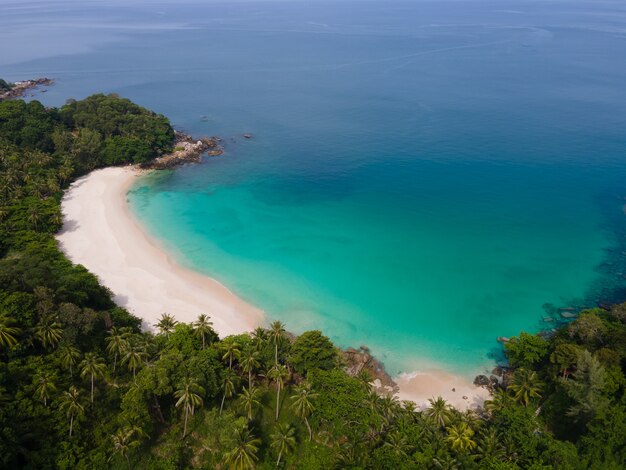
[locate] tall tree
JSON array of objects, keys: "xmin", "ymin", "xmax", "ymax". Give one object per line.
[
  {"xmin": 34, "ymin": 318, "xmax": 63, "ymax": 350},
  {"xmin": 109, "ymin": 427, "xmax": 140, "ymax": 470},
  {"xmin": 425, "ymin": 396, "xmax": 454, "ymax": 428},
  {"xmin": 59, "ymin": 385, "xmax": 84, "ymax": 437},
  {"xmin": 193, "ymin": 314, "xmax": 213, "ymax": 349},
  {"xmin": 239, "ymin": 348, "xmax": 260, "ymax": 389},
  {"xmin": 268, "ymin": 364, "xmax": 288, "ymax": 421},
  {"xmin": 446, "ymin": 422, "xmax": 477, "ymax": 453},
  {"xmin": 221, "ymin": 338, "xmax": 241, "ymax": 371},
  {"xmin": 290, "ymin": 382, "xmax": 317, "ymax": 440},
  {"xmin": 564, "ymin": 350, "xmax": 609, "ymax": 422},
  {"xmin": 105, "ymin": 327, "xmax": 130, "ymax": 373},
  {"xmin": 33, "ymin": 371, "xmax": 57, "ymax": 407},
  {"xmin": 269, "ymin": 321, "xmax": 286, "ymax": 365},
  {"xmin": 79, "ymin": 352, "xmax": 107, "ymax": 403},
  {"xmin": 219, "ymin": 370, "xmax": 237, "ymax": 416},
  {"xmin": 270, "ymin": 424, "xmax": 296, "ymax": 467},
  {"xmin": 508, "ymin": 369, "xmax": 543, "ymax": 407},
  {"xmin": 154, "ymin": 313, "xmax": 177, "ymax": 337},
  {"xmin": 239, "ymin": 386, "xmax": 261, "ymax": 421},
  {"xmin": 174, "ymin": 377, "xmax": 204, "ymax": 438},
  {"xmin": 122, "ymin": 346, "xmax": 147, "ymax": 379},
  {"xmin": 58, "ymin": 345, "xmax": 81, "ymax": 378},
  {"xmin": 223, "ymin": 425, "xmax": 261, "ymax": 470}
]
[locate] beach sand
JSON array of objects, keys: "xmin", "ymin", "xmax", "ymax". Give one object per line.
[
  {"xmin": 56, "ymin": 166, "xmax": 264, "ymax": 336},
  {"xmin": 57, "ymin": 166, "xmax": 490, "ymax": 410},
  {"xmin": 395, "ymin": 369, "xmax": 490, "ymax": 411}
]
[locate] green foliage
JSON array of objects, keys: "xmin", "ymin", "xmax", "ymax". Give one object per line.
[
  {"xmin": 289, "ymin": 330, "xmax": 338, "ymax": 376},
  {"xmin": 1, "ymin": 91, "xmax": 625, "ymax": 468},
  {"xmin": 504, "ymin": 332, "xmax": 549, "ymax": 369}
]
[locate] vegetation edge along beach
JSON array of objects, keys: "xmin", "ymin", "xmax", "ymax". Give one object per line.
[{"xmin": 1, "ymin": 89, "xmax": 625, "ymax": 468}]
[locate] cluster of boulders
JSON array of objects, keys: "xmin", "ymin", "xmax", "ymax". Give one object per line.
[
  {"xmin": 144, "ymin": 131, "xmax": 223, "ymax": 169},
  {"xmin": 474, "ymin": 365, "xmax": 510, "ymax": 391},
  {"xmin": 343, "ymin": 345, "xmax": 399, "ymax": 396},
  {"xmin": 0, "ymin": 77, "xmax": 53, "ymax": 101}
]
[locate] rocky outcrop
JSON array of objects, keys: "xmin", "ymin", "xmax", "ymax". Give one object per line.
[
  {"xmin": 343, "ymin": 346, "xmax": 399, "ymax": 396},
  {"xmin": 0, "ymin": 77, "xmax": 53, "ymax": 101},
  {"xmin": 143, "ymin": 131, "xmax": 223, "ymax": 170}
]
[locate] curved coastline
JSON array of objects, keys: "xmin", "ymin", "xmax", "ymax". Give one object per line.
[
  {"xmin": 56, "ymin": 166, "xmax": 489, "ymax": 409},
  {"xmin": 56, "ymin": 166, "xmax": 265, "ymax": 336}
]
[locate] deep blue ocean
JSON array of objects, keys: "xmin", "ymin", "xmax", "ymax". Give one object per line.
[{"xmin": 3, "ymin": 0, "xmax": 626, "ymax": 376}]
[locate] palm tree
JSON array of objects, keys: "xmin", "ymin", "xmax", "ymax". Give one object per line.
[
  {"xmin": 193, "ymin": 314, "xmax": 214, "ymax": 349},
  {"xmin": 154, "ymin": 313, "xmax": 177, "ymax": 337},
  {"xmin": 290, "ymin": 382, "xmax": 317, "ymax": 440},
  {"xmin": 383, "ymin": 430, "xmax": 411, "ymax": 457},
  {"xmin": 174, "ymin": 377, "xmax": 204, "ymax": 438},
  {"xmin": 251, "ymin": 327, "xmax": 267, "ymax": 351},
  {"xmin": 356, "ymin": 369, "xmax": 373, "ymax": 392},
  {"xmin": 239, "ymin": 386, "xmax": 261, "ymax": 421},
  {"xmin": 34, "ymin": 318, "xmax": 63, "ymax": 349},
  {"xmin": 59, "ymin": 386, "xmax": 84, "ymax": 437},
  {"xmin": 221, "ymin": 338, "xmax": 241, "ymax": 370},
  {"xmin": 80, "ymin": 352, "xmax": 107, "ymax": 403},
  {"xmin": 508, "ymin": 369, "xmax": 543, "ymax": 407},
  {"xmin": 109, "ymin": 427, "xmax": 140, "ymax": 469},
  {"xmin": 476, "ymin": 428, "xmax": 505, "ymax": 462},
  {"xmin": 446, "ymin": 422, "xmax": 477, "ymax": 453},
  {"xmin": 33, "ymin": 371, "xmax": 57, "ymax": 407},
  {"xmin": 58, "ymin": 345, "xmax": 81, "ymax": 377},
  {"xmin": 268, "ymin": 364, "xmax": 288, "ymax": 421},
  {"xmin": 239, "ymin": 348, "xmax": 261, "ymax": 389},
  {"xmin": 271, "ymin": 424, "xmax": 296, "ymax": 467},
  {"xmin": 223, "ymin": 425, "xmax": 261, "ymax": 470},
  {"xmin": 0, "ymin": 314, "xmax": 20, "ymax": 349},
  {"xmin": 220, "ymin": 370, "xmax": 238, "ymax": 416},
  {"xmin": 122, "ymin": 346, "xmax": 147, "ymax": 379},
  {"xmin": 268, "ymin": 321, "xmax": 286, "ymax": 365},
  {"xmin": 425, "ymin": 396, "xmax": 454, "ymax": 428},
  {"xmin": 106, "ymin": 327, "xmax": 130, "ymax": 373}
]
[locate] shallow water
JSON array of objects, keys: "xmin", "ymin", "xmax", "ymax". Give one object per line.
[{"xmin": 4, "ymin": 0, "xmax": 626, "ymax": 376}]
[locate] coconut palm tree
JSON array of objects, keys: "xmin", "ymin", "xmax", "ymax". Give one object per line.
[
  {"xmin": 109, "ymin": 427, "xmax": 140, "ymax": 469},
  {"xmin": 476, "ymin": 428, "xmax": 505, "ymax": 462},
  {"xmin": 33, "ymin": 371, "xmax": 57, "ymax": 407},
  {"xmin": 223, "ymin": 425, "xmax": 261, "ymax": 470},
  {"xmin": 80, "ymin": 352, "xmax": 107, "ymax": 403},
  {"xmin": 508, "ymin": 369, "xmax": 543, "ymax": 407},
  {"xmin": 251, "ymin": 327, "xmax": 267, "ymax": 351},
  {"xmin": 239, "ymin": 386, "xmax": 261, "ymax": 421},
  {"xmin": 290, "ymin": 382, "xmax": 317, "ymax": 440},
  {"xmin": 0, "ymin": 314, "xmax": 20, "ymax": 349},
  {"xmin": 383, "ymin": 430, "xmax": 411, "ymax": 457},
  {"xmin": 446, "ymin": 422, "xmax": 477, "ymax": 453},
  {"xmin": 122, "ymin": 346, "xmax": 147, "ymax": 380},
  {"xmin": 268, "ymin": 321, "xmax": 286, "ymax": 365},
  {"xmin": 220, "ymin": 370, "xmax": 238, "ymax": 416},
  {"xmin": 268, "ymin": 364, "xmax": 288, "ymax": 421},
  {"xmin": 174, "ymin": 377, "xmax": 204, "ymax": 438},
  {"xmin": 271, "ymin": 423, "xmax": 296, "ymax": 467},
  {"xmin": 59, "ymin": 344, "xmax": 81, "ymax": 377},
  {"xmin": 425, "ymin": 396, "xmax": 454, "ymax": 428},
  {"xmin": 483, "ymin": 388, "xmax": 512, "ymax": 416},
  {"xmin": 193, "ymin": 314, "xmax": 214, "ymax": 349},
  {"xmin": 221, "ymin": 338, "xmax": 241, "ymax": 371},
  {"xmin": 154, "ymin": 313, "xmax": 177, "ymax": 337},
  {"xmin": 239, "ymin": 348, "xmax": 261, "ymax": 389},
  {"xmin": 34, "ymin": 318, "xmax": 63, "ymax": 350},
  {"xmin": 106, "ymin": 327, "xmax": 130, "ymax": 373},
  {"xmin": 59, "ymin": 385, "xmax": 84, "ymax": 437}
]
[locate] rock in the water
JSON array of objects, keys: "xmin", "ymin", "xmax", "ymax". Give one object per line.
[{"xmin": 473, "ymin": 375, "xmax": 490, "ymax": 386}]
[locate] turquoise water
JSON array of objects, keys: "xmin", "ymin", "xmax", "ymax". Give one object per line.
[{"xmin": 4, "ymin": 0, "xmax": 626, "ymax": 376}]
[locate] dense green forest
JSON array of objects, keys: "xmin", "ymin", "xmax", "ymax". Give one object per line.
[{"xmin": 0, "ymin": 94, "xmax": 625, "ymax": 469}]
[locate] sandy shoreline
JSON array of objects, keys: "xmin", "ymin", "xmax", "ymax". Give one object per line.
[
  {"xmin": 56, "ymin": 166, "xmax": 264, "ymax": 336},
  {"xmin": 57, "ymin": 166, "xmax": 489, "ymax": 410}
]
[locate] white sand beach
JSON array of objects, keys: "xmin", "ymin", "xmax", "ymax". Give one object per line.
[
  {"xmin": 395, "ymin": 368, "xmax": 490, "ymax": 411},
  {"xmin": 56, "ymin": 166, "xmax": 264, "ymax": 336},
  {"xmin": 57, "ymin": 166, "xmax": 489, "ymax": 410}
]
